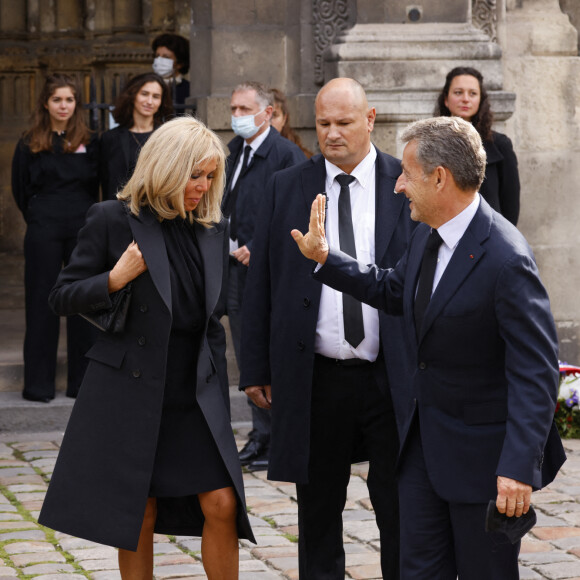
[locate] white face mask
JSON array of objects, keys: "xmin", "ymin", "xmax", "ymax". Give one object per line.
[
  {"xmin": 152, "ymin": 56, "xmax": 174, "ymax": 78},
  {"xmin": 231, "ymin": 109, "xmax": 265, "ymax": 140}
]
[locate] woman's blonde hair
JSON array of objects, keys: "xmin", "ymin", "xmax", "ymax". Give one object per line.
[{"xmin": 118, "ymin": 116, "xmax": 226, "ymax": 227}]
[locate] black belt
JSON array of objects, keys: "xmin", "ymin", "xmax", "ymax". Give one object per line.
[{"xmin": 315, "ymin": 354, "xmax": 373, "ymax": 367}]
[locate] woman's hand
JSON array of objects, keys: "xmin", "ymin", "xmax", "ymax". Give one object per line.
[{"xmin": 108, "ymin": 241, "xmax": 148, "ymax": 293}]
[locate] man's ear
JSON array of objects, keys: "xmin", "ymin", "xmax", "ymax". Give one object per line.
[{"xmin": 435, "ymin": 166, "xmax": 448, "ymax": 190}]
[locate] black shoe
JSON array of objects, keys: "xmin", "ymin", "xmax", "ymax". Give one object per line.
[
  {"xmin": 247, "ymin": 457, "xmax": 269, "ymax": 472},
  {"xmin": 22, "ymin": 392, "xmax": 53, "ymax": 403},
  {"xmin": 238, "ymin": 438, "xmax": 268, "ymax": 465}
]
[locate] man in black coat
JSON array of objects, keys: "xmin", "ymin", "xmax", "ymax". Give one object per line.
[
  {"xmin": 240, "ymin": 78, "xmax": 416, "ymax": 579},
  {"xmin": 293, "ymin": 116, "xmax": 566, "ymax": 579},
  {"xmin": 222, "ymin": 81, "xmax": 306, "ymax": 471}
]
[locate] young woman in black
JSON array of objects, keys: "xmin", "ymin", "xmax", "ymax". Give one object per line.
[
  {"xmin": 100, "ymin": 73, "xmax": 173, "ymax": 201},
  {"xmin": 11, "ymin": 73, "xmax": 99, "ymax": 402},
  {"xmin": 435, "ymin": 67, "xmax": 521, "ymax": 225}
]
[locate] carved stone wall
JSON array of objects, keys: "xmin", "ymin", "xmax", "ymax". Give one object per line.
[
  {"xmin": 0, "ymin": 0, "xmax": 191, "ymax": 253},
  {"xmin": 473, "ymin": 0, "xmax": 498, "ymax": 41}
]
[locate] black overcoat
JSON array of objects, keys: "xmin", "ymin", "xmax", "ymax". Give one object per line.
[
  {"xmin": 239, "ymin": 150, "xmax": 417, "ymax": 484},
  {"xmin": 38, "ymin": 200, "xmax": 255, "ymax": 550},
  {"xmin": 480, "ymin": 131, "xmax": 520, "ymax": 226},
  {"xmin": 100, "ymin": 126, "xmax": 144, "ymax": 201}
]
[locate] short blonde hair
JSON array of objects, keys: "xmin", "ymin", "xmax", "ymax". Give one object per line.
[{"xmin": 118, "ymin": 116, "xmax": 226, "ymax": 227}]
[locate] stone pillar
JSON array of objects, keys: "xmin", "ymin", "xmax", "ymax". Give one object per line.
[
  {"xmin": 190, "ymin": 0, "xmax": 317, "ymax": 150},
  {"xmin": 325, "ymin": 0, "xmax": 514, "ymax": 155},
  {"xmin": 113, "ymin": 0, "xmax": 143, "ymax": 33},
  {"xmin": 501, "ymin": 0, "xmax": 580, "ymax": 361},
  {"xmin": 0, "ymin": 1, "xmax": 26, "ymax": 36}
]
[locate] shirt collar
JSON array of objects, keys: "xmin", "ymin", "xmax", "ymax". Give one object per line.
[
  {"xmin": 245, "ymin": 125, "xmax": 270, "ymax": 153},
  {"xmin": 437, "ymin": 194, "xmax": 481, "ymax": 250},
  {"xmin": 324, "ymin": 144, "xmax": 377, "ymax": 189}
]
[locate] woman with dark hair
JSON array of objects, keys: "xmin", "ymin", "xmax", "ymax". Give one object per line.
[
  {"xmin": 100, "ymin": 72, "xmax": 173, "ymax": 201},
  {"xmin": 152, "ymin": 33, "xmax": 190, "ymax": 106},
  {"xmin": 270, "ymin": 88, "xmax": 313, "ymax": 158},
  {"xmin": 11, "ymin": 73, "xmax": 99, "ymax": 402},
  {"xmin": 39, "ymin": 117, "xmax": 255, "ymax": 579},
  {"xmin": 435, "ymin": 66, "xmax": 520, "ymax": 225}
]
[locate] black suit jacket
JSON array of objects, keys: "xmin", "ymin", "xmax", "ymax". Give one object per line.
[
  {"xmin": 39, "ymin": 200, "xmax": 254, "ymax": 549},
  {"xmin": 316, "ymin": 198, "xmax": 566, "ymax": 501},
  {"xmin": 240, "ymin": 150, "xmax": 417, "ymax": 484},
  {"xmin": 223, "ymin": 127, "xmax": 306, "ymax": 250}
]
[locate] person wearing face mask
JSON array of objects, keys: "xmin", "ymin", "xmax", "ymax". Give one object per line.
[
  {"xmin": 435, "ymin": 66, "xmax": 521, "ymax": 226},
  {"xmin": 100, "ymin": 73, "xmax": 173, "ymax": 201},
  {"xmin": 152, "ymin": 33, "xmax": 190, "ymax": 108},
  {"xmin": 222, "ymin": 81, "xmax": 306, "ymax": 472}
]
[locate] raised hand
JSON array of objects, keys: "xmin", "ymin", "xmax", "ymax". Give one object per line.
[{"xmin": 291, "ymin": 194, "xmax": 329, "ymax": 264}]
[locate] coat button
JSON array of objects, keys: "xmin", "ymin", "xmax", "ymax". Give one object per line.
[
  {"xmin": 418, "ymin": 362, "xmax": 426, "ymax": 370},
  {"xmin": 139, "ymin": 304, "xmax": 148, "ymax": 313},
  {"xmin": 303, "ymin": 298, "xmax": 311, "ymax": 308},
  {"xmin": 132, "ymin": 370, "xmax": 141, "ymax": 378},
  {"xmin": 206, "ymin": 374, "xmax": 212, "ymax": 383},
  {"xmin": 137, "ymin": 336, "xmax": 146, "ymax": 346},
  {"xmin": 297, "ymin": 340, "xmax": 305, "ymax": 351}
]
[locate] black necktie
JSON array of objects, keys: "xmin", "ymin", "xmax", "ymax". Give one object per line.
[
  {"xmin": 414, "ymin": 229, "xmax": 443, "ymax": 337},
  {"xmin": 226, "ymin": 145, "xmax": 252, "ymax": 241},
  {"xmin": 336, "ymin": 173, "xmax": 365, "ymax": 348}
]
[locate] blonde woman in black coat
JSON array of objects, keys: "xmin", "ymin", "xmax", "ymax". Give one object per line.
[
  {"xmin": 39, "ymin": 117, "xmax": 254, "ymax": 579},
  {"xmin": 435, "ymin": 66, "xmax": 521, "ymax": 225}
]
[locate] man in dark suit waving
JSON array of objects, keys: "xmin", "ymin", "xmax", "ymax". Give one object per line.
[
  {"xmin": 240, "ymin": 78, "xmax": 416, "ymax": 578},
  {"xmin": 292, "ymin": 116, "xmax": 566, "ymax": 579}
]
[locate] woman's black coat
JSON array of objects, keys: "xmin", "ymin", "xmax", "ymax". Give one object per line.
[
  {"xmin": 38, "ymin": 200, "xmax": 254, "ymax": 550},
  {"xmin": 480, "ymin": 131, "xmax": 520, "ymax": 226}
]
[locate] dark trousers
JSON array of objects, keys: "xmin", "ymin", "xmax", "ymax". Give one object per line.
[
  {"xmin": 296, "ymin": 355, "xmax": 399, "ymax": 580},
  {"xmin": 23, "ymin": 223, "xmax": 95, "ymax": 399},
  {"xmin": 227, "ymin": 257, "xmax": 271, "ymax": 444},
  {"xmin": 398, "ymin": 421, "xmax": 520, "ymax": 579}
]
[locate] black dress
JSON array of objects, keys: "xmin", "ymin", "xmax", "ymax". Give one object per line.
[{"xmin": 149, "ymin": 217, "xmax": 231, "ymax": 498}]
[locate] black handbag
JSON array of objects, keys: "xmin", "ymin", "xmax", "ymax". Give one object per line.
[{"xmin": 81, "ymin": 281, "xmax": 133, "ymax": 334}]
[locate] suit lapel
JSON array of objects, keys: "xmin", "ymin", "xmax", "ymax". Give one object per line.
[
  {"xmin": 128, "ymin": 208, "xmax": 172, "ymax": 314},
  {"xmin": 418, "ymin": 202, "xmax": 492, "ymax": 341},
  {"xmin": 404, "ymin": 226, "xmax": 430, "ymax": 345},
  {"xmin": 195, "ymin": 222, "xmax": 224, "ymax": 321},
  {"xmin": 375, "ymin": 151, "xmax": 405, "ymax": 266},
  {"xmin": 300, "ymin": 155, "xmax": 327, "ymax": 214}
]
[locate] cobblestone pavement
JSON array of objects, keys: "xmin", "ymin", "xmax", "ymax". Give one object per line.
[{"xmin": 0, "ymin": 429, "xmax": 579, "ymax": 579}]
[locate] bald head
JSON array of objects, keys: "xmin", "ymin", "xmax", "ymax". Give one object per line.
[
  {"xmin": 315, "ymin": 78, "xmax": 369, "ymax": 111},
  {"xmin": 315, "ymin": 78, "xmax": 375, "ymax": 173}
]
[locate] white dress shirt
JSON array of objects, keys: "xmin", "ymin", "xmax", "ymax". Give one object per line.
[
  {"xmin": 229, "ymin": 126, "xmax": 271, "ymax": 252},
  {"xmin": 431, "ymin": 194, "xmax": 481, "ymax": 294},
  {"xmin": 314, "ymin": 145, "xmax": 380, "ymax": 361}
]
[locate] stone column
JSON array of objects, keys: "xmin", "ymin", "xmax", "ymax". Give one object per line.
[
  {"xmin": 501, "ymin": 0, "xmax": 580, "ymax": 361},
  {"xmin": 325, "ymin": 0, "xmax": 514, "ymax": 155}
]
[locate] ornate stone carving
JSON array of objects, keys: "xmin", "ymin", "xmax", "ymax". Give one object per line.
[
  {"xmin": 313, "ymin": 0, "xmax": 352, "ymax": 85},
  {"xmin": 472, "ymin": 0, "xmax": 497, "ymax": 42}
]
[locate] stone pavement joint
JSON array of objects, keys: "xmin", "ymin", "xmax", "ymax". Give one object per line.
[{"xmin": 0, "ymin": 432, "xmax": 579, "ymax": 578}]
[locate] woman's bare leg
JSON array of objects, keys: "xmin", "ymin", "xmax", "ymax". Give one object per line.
[
  {"xmin": 118, "ymin": 497, "xmax": 157, "ymax": 580},
  {"xmin": 198, "ymin": 487, "xmax": 239, "ymax": 579}
]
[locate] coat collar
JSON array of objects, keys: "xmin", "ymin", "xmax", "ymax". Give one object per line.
[
  {"xmin": 374, "ymin": 149, "xmax": 406, "ymax": 266},
  {"xmin": 128, "ymin": 207, "xmax": 225, "ymax": 322},
  {"xmin": 411, "ymin": 198, "xmax": 493, "ymax": 342}
]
